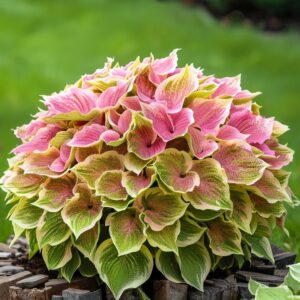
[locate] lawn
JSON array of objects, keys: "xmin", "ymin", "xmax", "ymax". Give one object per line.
[{"xmin": 0, "ymin": 0, "xmax": 300, "ymax": 255}]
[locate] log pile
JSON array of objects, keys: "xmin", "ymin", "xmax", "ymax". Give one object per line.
[{"xmin": 0, "ymin": 238, "xmax": 296, "ymax": 300}]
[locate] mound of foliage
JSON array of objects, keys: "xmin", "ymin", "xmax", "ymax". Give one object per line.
[{"xmin": 1, "ymin": 50, "xmax": 296, "ymax": 299}]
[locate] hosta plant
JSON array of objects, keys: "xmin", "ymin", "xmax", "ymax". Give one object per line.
[{"xmin": 1, "ymin": 50, "xmax": 297, "ymax": 299}]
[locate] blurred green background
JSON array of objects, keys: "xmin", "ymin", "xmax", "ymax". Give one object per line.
[{"xmin": 0, "ymin": 0, "xmax": 299, "ymax": 255}]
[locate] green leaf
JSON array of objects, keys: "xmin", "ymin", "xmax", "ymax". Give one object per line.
[
  {"xmin": 155, "ymin": 148, "xmax": 200, "ymax": 193},
  {"xmin": 177, "ymin": 216, "xmax": 206, "ymax": 247},
  {"xmin": 124, "ymin": 152, "xmax": 151, "ymax": 175},
  {"xmin": 255, "ymin": 285, "xmax": 293, "ymax": 300},
  {"xmin": 243, "ymin": 233, "xmax": 274, "ymax": 263},
  {"xmin": 146, "ymin": 221, "xmax": 180, "ymax": 254},
  {"xmin": 25, "ymin": 229, "xmax": 39, "ymax": 259},
  {"xmin": 33, "ymin": 175, "xmax": 75, "ymax": 212},
  {"xmin": 247, "ymin": 170, "xmax": 291, "ymax": 203},
  {"xmin": 137, "ymin": 188, "xmax": 188, "ymax": 231},
  {"xmin": 79, "ymin": 256, "xmax": 98, "ymax": 277},
  {"xmin": 10, "ymin": 222, "xmax": 25, "ymax": 247},
  {"xmin": 187, "ymin": 206, "xmax": 223, "ymax": 221},
  {"xmin": 155, "ymin": 250, "xmax": 184, "ymax": 283},
  {"xmin": 73, "ymin": 151, "xmax": 123, "ymax": 189},
  {"xmin": 248, "ymin": 278, "xmax": 267, "ymax": 295},
  {"xmin": 95, "ymin": 170, "xmax": 127, "ymax": 200},
  {"xmin": 102, "ymin": 197, "xmax": 133, "ymax": 212},
  {"xmin": 73, "ymin": 222, "xmax": 100, "ymax": 258},
  {"xmin": 61, "ymin": 249, "xmax": 81, "ymax": 283},
  {"xmin": 42, "ymin": 240, "xmax": 72, "ymax": 270},
  {"xmin": 251, "ymin": 194, "xmax": 286, "ymax": 218},
  {"xmin": 3, "ymin": 172, "xmax": 44, "ymax": 198},
  {"xmin": 177, "ymin": 241, "xmax": 211, "ymax": 291},
  {"xmin": 285, "ymin": 262, "xmax": 300, "ymax": 294},
  {"xmin": 226, "ymin": 188, "xmax": 253, "ymax": 234},
  {"xmin": 183, "ymin": 158, "xmax": 232, "ymax": 211},
  {"xmin": 108, "ymin": 208, "xmax": 146, "ymax": 255},
  {"xmin": 207, "ymin": 218, "xmax": 243, "ymax": 256},
  {"xmin": 62, "ymin": 183, "xmax": 102, "ymax": 238},
  {"xmin": 36, "ymin": 211, "xmax": 71, "ymax": 248},
  {"xmin": 94, "ymin": 239, "xmax": 153, "ymax": 300},
  {"xmin": 10, "ymin": 198, "xmax": 43, "ymax": 229},
  {"xmin": 122, "ymin": 167, "xmax": 156, "ymax": 198}
]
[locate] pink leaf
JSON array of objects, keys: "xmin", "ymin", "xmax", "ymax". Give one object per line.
[
  {"xmin": 142, "ymin": 102, "xmax": 194, "ymax": 142},
  {"xmin": 189, "ymin": 98, "xmax": 232, "ymax": 135},
  {"xmin": 188, "ymin": 127, "xmax": 218, "ymax": 159},
  {"xmin": 217, "ymin": 125, "xmax": 249, "ymax": 141},
  {"xmin": 68, "ymin": 124, "xmax": 107, "ymax": 147},
  {"xmin": 13, "ymin": 125, "xmax": 61, "ymax": 154},
  {"xmin": 228, "ymin": 109, "xmax": 274, "ymax": 144},
  {"xmin": 97, "ymin": 80, "xmax": 131, "ymax": 109},
  {"xmin": 154, "ymin": 65, "xmax": 198, "ymax": 113}
]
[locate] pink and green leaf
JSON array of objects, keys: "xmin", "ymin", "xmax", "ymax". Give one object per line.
[
  {"xmin": 62, "ymin": 183, "xmax": 103, "ymax": 238},
  {"xmin": 108, "ymin": 208, "xmax": 146, "ymax": 255},
  {"xmin": 183, "ymin": 158, "xmax": 232, "ymax": 211},
  {"xmin": 154, "ymin": 148, "xmax": 200, "ymax": 193}
]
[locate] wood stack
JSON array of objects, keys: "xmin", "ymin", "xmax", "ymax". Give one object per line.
[{"xmin": 0, "ymin": 238, "xmax": 296, "ymax": 299}]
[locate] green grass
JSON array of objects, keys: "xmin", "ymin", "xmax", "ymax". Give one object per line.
[{"xmin": 0, "ymin": 0, "xmax": 300, "ymax": 255}]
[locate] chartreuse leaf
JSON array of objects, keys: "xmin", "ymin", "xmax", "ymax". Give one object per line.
[
  {"xmin": 226, "ymin": 187, "xmax": 253, "ymax": 234},
  {"xmin": 247, "ymin": 169, "xmax": 291, "ymax": 203},
  {"xmin": 25, "ymin": 229, "xmax": 39, "ymax": 259},
  {"xmin": 73, "ymin": 151, "xmax": 123, "ymax": 189},
  {"xmin": 155, "ymin": 148, "xmax": 200, "ymax": 193},
  {"xmin": 101, "ymin": 197, "xmax": 133, "ymax": 212},
  {"xmin": 61, "ymin": 249, "xmax": 81, "ymax": 283},
  {"xmin": 187, "ymin": 206, "xmax": 223, "ymax": 221},
  {"xmin": 124, "ymin": 152, "xmax": 151, "ymax": 175},
  {"xmin": 183, "ymin": 158, "xmax": 232, "ymax": 210},
  {"xmin": 285, "ymin": 262, "xmax": 300, "ymax": 294},
  {"xmin": 10, "ymin": 222, "xmax": 25, "ymax": 247},
  {"xmin": 254, "ymin": 285, "xmax": 293, "ymax": 300},
  {"xmin": 177, "ymin": 216, "xmax": 206, "ymax": 247},
  {"xmin": 122, "ymin": 167, "xmax": 156, "ymax": 198},
  {"xmin": 33, "ymin": 175, "xmax": 75, "ymax": 212},
  {"xmin": 50, "ymin": 130, "xmax": 73, "ymax": 148},
  {"xmin": 146, "ymin": 221, "xmax": 180, "ymax": 254},
  {"xmin": 248, "ymin": 278, "xmax": 267, "ymax": 295},
  {"xmin": 207, "ymin": 218, "xmax": 243, "ymax": 256},
  {"xmin": 177, "ymin": 241, "xmax": 211, "ymax": 291},
  {"xmin": 3, "ymin": 172, "xmax": 44, "ymax": 198},
  {"xmin": 108, "ymin": 208, "xmax": 146, "ymax": 255},
  {"xmin": 62, "ymin": 183, "xmax": 102, "ymax": 239},
  {"xmin": 137, "ymin": 188, "xmax": 188, "ymax": 231},
  {"xmin": 36, "ymin": 211, "xmax": 71, "ymax": 248},
  {"xmin": 94, "ymin": 239, "xmax": 153, "ymax": 300},
  {"xmin": 10, "ymin": 198, "xmax": 43, "ymax": 229},
  {"xmin": 79, "ymin": 256, "xmax": 98, "ymax": 277},
  {"xmin": 243, "ymin": 233, "xmax": 274, "ymax": 263},
  {"xmin": 95, "ymin": 170, "xmax": 127, "ymax": 200},
  {"xmin": 251, "ymin": 194, "xmax": 286, "ymax": 218},
  {"xmin": 73, "ymin": 222, "xmax": 100, "ymax": 258},
  {"xmin": 213, "ymin": 142, "xmax": 268, "ymax": 185},
  {"xmin": 42, "ymin": 240, "xmax": 72, "ymax": 270},
  {"xmin": 155, "ymin": 250, "xmax": 184, "ymax": 283}
]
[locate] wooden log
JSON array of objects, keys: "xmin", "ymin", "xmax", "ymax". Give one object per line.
[
  {"xmin": 9, "ymin": 286, "xmax": 47, "ymax": 300},
  {"xmin": 235, "ymin": 270, "xmax": 284, "ymax": 284},
  {"xmin": 0, "ymin": 266, "xmax": 24, "ymax": 275},
  {"xmin": 0, "ymin": 243, "xmax": 17, "ymax": 253},
  {"xmin": 105, "ymin": 286, "xmax": 141, "ymax": 300},
  {"xmin": 0, "ymin": 271, "xmax": 32, "ymax": 300},
  {"xmin": 0, "ymin": 252, "xmax": 14, "ymax": 259},
  {"xmin": 153, "ymin": 280, "xmax": 188, "ymax": 300},
  {"xmin": 62, "ymin": 288, "xmax": 102, "ymax": 300},
  {"xmin": 189, "ymin": 285, "xmax": 222, "ymax": 300},
  {"xmin": 44, "ymin": 277, "xmax": 99, "ymax": 299},
  {"xmin": 16, "ymin": 275, "xmax": 49, "ymax": 289}
]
